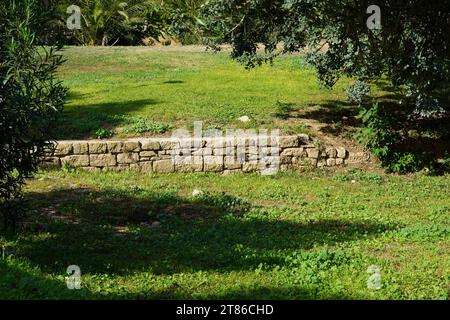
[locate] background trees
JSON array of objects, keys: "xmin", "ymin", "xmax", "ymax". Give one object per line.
[
  {"xmin": 0, "ymin": 0, "xmax": 66, "ymax": 231},
  {"xmin": 39, "ymin": 0, "xmax": 210, "ymax": 46}
]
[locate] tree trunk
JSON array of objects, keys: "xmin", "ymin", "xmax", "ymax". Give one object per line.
[{"xmin": 101, "ymin": 34, "xmax": 109, "ymax": 46}]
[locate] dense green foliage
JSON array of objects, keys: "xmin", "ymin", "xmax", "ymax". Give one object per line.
[
  {"xmin": 40, "ymin": 0, "xmax": 209, "ymax": 45},
  {"xmin": 0, "ymin": 169, "xmax": 448, "ymax": 299},
  {"xmin": 207, "ymin": 0, "xmax": 450, "ymax": 172},
  {"xmin": 0, "ymin": 0, "xmax": 66, "ymax": 231}
]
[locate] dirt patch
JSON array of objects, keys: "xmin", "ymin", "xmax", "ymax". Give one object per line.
[{"xmin": 291, "ymin": 105, "xmax": 382, "ymax": 171}]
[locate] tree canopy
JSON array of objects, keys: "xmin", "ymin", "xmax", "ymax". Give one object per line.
[{"xmin": 207, "ymin": 0, "xmax": 450, "ymax": 172}]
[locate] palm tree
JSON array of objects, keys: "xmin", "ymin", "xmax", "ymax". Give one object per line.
[{"xmin": 71, "ymin": 0, "xmax": 155, "ymax": 45}]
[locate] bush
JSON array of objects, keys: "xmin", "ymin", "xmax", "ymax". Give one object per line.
[
  {"xmin": 356, "ymin": 103, "xmax": 436, "ymax": 173},
  {"xmin": 0, "ymin": 0, "xmax": 66, "ymax": 231}
]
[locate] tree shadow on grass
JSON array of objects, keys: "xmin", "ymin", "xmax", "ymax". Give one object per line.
[
  {"xmin": 55, "ymin": 97, "xmax": 160, "ymax": 139},
  {"xmin": 0, "ymin": 259, "xmax": 357, "ymax": 299},
  {"xmin": 13, "ymin": 187, "xmax": 398, "ymax": 278}
]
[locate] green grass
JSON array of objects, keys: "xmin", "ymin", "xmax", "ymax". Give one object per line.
[
  {"xmin": 1, "ymin": 169, "xmax": 448, "ymax": 299},
  {"xmin": 56, "ymin": 46, "xmax": 366, "ymax": 139}
]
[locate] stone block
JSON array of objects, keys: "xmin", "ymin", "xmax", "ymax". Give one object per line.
[
  {"xmin": 61, "ymin": 155, "xmax": 89, "ymax": 167},
  {"xmin": 336, "ymin": 147, "xmax": 347, "ymax": 159},
  {"xmin": 124, "ymin": 141, "xmax": 140, "ymax": 152},
  {"xmin": 204, "ymin": 155, "xmax": 224, "ymax": 172},
  {"xmin": 298, "ymin": 134, "xmax": 310, "ymax": 144},
  {"xmin": 141, "ymin": 140, "xmax": 160, "ymax": 151},
  {"xmin": 72, "ymin": 142, "xmax": 88, "ymax": 155},
  {"xmin": 54, "ymin": 142, "xmax": 73, "ymax": 156},
  {"xmin": 89, "ymin": 142, "xmax": 107, "ymax": 154},
  {"xmin": 90, "ymin": 154, "xmax": 116, "ymax": 167},
  {"xmin": 107, "ymin": 141, "xmax": 124, "ymax": 153},
  {"xmin": 154, "ymin": 159, "xmax": 174, "ymax": 172},
  {"xmin": 242, "ymin": 162, "xmax": 259, "ymax": 172},
  {"xmin": 117, "ymin": 152, "xmax": 139, "ymax": 164},
  {"xmin": 325, "ymin": 147, "xmax": 337, "ymax": 158},
  {"xmin": 139, "ymin": 151, "xmax": 156, "ymax": 157},
  {"xmin": 279, "ymin": 136, "xmax": 299, "ymax": 148},
  {"xmin": 224, "ymin": 156, "xmax": 242, "ymax": 170},
  {"xmin": 306, "ymin": 148, "xmax": 320, "ymax": 159},
  {"xmin": 39, "ymin": 157, "xmax": 61, "ymax": 168},
  {"xmin": 139, "ymin": 161, "xmax": 153, "ymax": 173},
  {"xmin": 326, "ymin": 158, "xmax": 336, "ymax": 166},
  {"xmin": 281, "ymin": 148, "xmax": 304, "ymax": 157}
]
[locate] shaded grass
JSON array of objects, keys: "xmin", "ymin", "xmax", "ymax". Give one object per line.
[{"xmin": 0, "ymin": 169, "xmax": 448, "ymax": 299}]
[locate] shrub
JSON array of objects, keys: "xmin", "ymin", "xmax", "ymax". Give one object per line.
[
  {"xmin": 356, "ymin": 103, "xmax": 435, "ymax": 173},
  {"xmin": 0, "ymin": 0, "xmax": 66, "ymax": 231},
  {"xmin": 95, "ymin": 128, "xmax": 114, "ymax": 139}
]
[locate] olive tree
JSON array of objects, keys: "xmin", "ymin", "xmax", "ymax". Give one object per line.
[{"xmin": 208, "ymin": 0, "xmax": 450, "ymax": 172}]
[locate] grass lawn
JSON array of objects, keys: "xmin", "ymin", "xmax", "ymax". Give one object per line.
[
  {"xmin": 56, "ymin": 46, "xmax": 379, "ymax": 140},
  {"xmin": 0, "ymin": 169, "xmax": 448, "ymax": 299}
]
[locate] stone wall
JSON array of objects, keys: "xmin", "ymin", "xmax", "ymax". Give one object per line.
[{"xmin": 40, "ymin": 135, "xmax": 370, "ymax": 174}]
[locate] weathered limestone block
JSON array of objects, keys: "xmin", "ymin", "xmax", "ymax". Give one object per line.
[
  {"xmin": 279, "ymin": 136, "xmax": 299, "ymax": 148},
  {"xmin": 154, "ymin": 159, "xmax": 174, "ymax": 172},
  {"xmin": 242, "ymin": 162, "xmax": 259, "ymax": 172},
  {"xmin": 72, "ymin": 142, "xmax": 88, "ymax": 155},
  {"xmin": 152, "ymin": 155, "xmax": 172, "ymax": 161},
  {"xmin": 326, "ymin": 158, "xmax": 336, "ymax": 166},
  {"xmin": 280, "ymin": 155, "xmax": 293, "ymax": 164},
  {"xmin": 280, "ymin": 164, "xmax": 296, "ymax": 171},
  {"xmin": 317, "ymin": 159, "xmax": 327, "ymax": 167},
  {"xmin": 205, "ymin": 137, "xmax": 227, "ymax": 149},
  {"xmin": 291, "ymin": 156, "xmax": 301, "ymax": 164},
  {"xmin": 160, "ymin": 139, "xmax": 178, "ymax": 150},
  {"xmin": 117, "ymin": 152, "xmax": 139, "ymax": 164},
  {"xmin": 298, "ymin": 134, "xmax": 310, "ymax": 144},
  {"xmin": 204, "ymin": 155, "xmax": 224, "ymax": 172},
  {"xmin": 224, "ymin": 156, "xmax": 242, "ymax": 170},
  {"xmin": 346, "ymin": 152, "xmax": 370, "ymax": 164},
  {"xmin": 90, "ymin": 154, "xmax": 116, "ymax": 167},
  {"xmin": 257, "ymin": 135, "xmax": 270, "ymax": 148},
  {"xmin": 139, "ymin": 151, "xmax": 156, "ymax": 157},
  {"xmin": 258, "ymin": 147, "xmax": 274, "ymax": 156},
  {"xmin": 139, "ymin": 161, "xmax": 153, "ymax": 173},
  {"xmin": 306, "ymin": 148, "xmax": 320, "ymax": 159},
  {"xmin": 281, "ymin": 148, "xmax": 304, "ymax": 157},
  {"xmin": 124, "ymin": 141, "xmax": 140, "ymax": 152},
  {"xmin": 301, "ymin": 158, "xmax": 318, "ymax": 167},
  {"xmin": 336, "ymin": 158, "xmax": 344, "ymax": 165},
  {"xmin": 158, "ymin": 150, "xmax": 172, "ymax": 156},
  {"xmin": 61, "ymin": 155, "xmax": 89, "ymax": 167},
  {"xmin": 325, "ymin": 147, "xmax": 337, "ymax": 158},
  {"xmin": 89, "ymin": 142, "xmax": 107, "ymax": 154},
  {"xmin": 54, "ymin": 142, "xmax": 73, "ymax": 156},
  {"xmin": 39, "ymin": 157, "xmax": 61, "ymax": 168},
  {"xmin": 198, "ymin": 148, "xmax": 213, "ymax": 156},
  {"xmin": 107, "ymin": 141, "xmax": 124, "ymax": 153},
  {"xmin": 175, "ymin": 156, "xmax": 203, "ymax": 172},
  {"xmin": 260, "ymin": 156, "xmax": 280, "ymax": 166},
  {"xmin": 141, "ymin": 140, "xmax": 160, "ymax": 151},
  {"xmin": 336, "ymin": 147, "xmax": 347, "ymax": 159},
  {"xmin": 213, "ymin": 147, "xmax": 227, "ymax": 156}
]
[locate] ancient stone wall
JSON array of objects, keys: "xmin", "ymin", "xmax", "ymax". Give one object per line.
[{"xmin": 40, "ymin": 135, "xmax": 370, "ymax": 174}]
